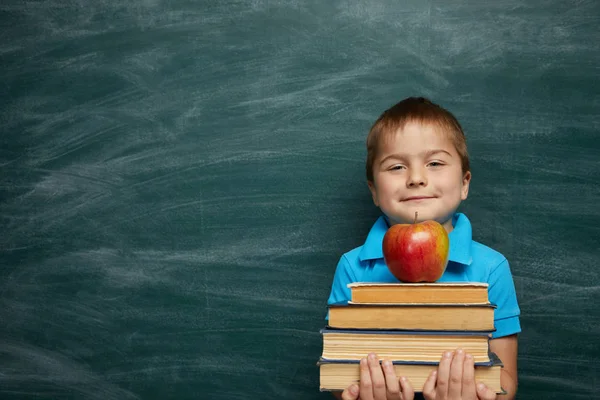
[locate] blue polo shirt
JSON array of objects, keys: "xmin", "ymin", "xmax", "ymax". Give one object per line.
[{"xmin": 327, "ymin": 213, "xmax": 521, "ymax": 338}]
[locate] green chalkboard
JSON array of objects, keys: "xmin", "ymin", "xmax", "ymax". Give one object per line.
[{"xmin": 1, "ymin": 1, "xmax": 599, "ymax": 399}]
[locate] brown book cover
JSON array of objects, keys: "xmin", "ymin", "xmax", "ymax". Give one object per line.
[{"xmin": 327, "ymin": 303, "xmax": 496, "ymax": 331}]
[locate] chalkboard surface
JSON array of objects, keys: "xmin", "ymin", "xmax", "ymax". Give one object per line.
[{"xmin": 1, "ymin": 1, "xmax": 599, "ymax": 399}]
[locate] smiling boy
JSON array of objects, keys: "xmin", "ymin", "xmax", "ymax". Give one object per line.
[{"xmin": 329, "ymin": 97, "xmax": 521, "ymax": 400}]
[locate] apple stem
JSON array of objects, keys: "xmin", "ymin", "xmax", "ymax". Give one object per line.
[{"xmin": 413, "ymin": 211, "xmax": 418, "ymax": 224}]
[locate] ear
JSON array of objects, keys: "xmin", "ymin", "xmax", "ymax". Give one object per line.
[
  {"xmin": 461, "ymin": 171, "xmax": 471, "ymax": 200},
  {"xmin": 367, "ymin": 180, "xmax": 379, "ymax": 207}
]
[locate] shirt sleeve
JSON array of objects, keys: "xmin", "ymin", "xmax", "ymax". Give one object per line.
[
  {"xmin": 325, "ymin": 255, "xmax": 358, "ymax": 320},
  {"xmin": 488, "ymin": 258, "xmax": 521, "ymax": 338}
]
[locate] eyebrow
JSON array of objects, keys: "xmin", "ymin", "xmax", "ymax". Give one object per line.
[
  {"xmin": 423, "ymin": 149, "xmax": 453, "ymax": 158},
  {"xmin": 379, "ymin": 149, "xmax": 453, "ymax": 165}
]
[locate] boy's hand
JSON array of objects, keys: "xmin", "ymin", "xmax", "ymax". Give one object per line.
[
  {"xmin": 341, "ymin": 353, "xmax": 414, "ymax": 400},
  {"xmin": 422, "ymin": 349, "xmax": 496, "ymax": 400}
]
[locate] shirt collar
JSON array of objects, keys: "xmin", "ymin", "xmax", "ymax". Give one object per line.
[{"xmin": 358, "ymin": 213, "xmax": 473, "ymax": 266}]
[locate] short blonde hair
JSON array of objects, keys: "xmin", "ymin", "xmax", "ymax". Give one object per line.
[{"xmin": 366, "ymin": 97, "xmax": 470, "ymax": 182}]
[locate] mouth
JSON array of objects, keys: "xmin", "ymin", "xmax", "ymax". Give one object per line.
[{"xmin": 402, "ymin": 196, "xmax": 436, "ymax": 202}]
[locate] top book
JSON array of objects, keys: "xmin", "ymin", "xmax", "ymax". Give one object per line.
[{"xmin": 348, "ymin": 282, "xmax": 490, "ymax": 304}]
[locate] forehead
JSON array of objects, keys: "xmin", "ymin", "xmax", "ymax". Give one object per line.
[{"xmin": 378, "ymin": 121, "xmax": 456, "ymax": 153}]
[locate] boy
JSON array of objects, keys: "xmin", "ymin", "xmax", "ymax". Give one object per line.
[{"xmin": 328, "ymin": 97, "xmax": 521, "ymax": 400}]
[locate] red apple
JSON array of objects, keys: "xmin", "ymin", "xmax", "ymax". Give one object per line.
[{"xmin": 382, "ymin": 212, "xmax": 450, "ymax": 283}]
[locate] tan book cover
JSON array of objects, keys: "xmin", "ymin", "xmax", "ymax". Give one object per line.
[
  {"xmin": 321, "ymin": 328, "xmax": 492, "ymax": 362},
  {"xmin": 319, "ymin": 352, "xmax": 505, "ymax": 393},
  {"xmin": 348, "ymin": 282, "xmax": 490, "ymax": 304}
]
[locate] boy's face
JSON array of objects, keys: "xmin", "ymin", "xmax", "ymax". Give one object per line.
[{"xmin": 367, "ymin": 121, "xmax": 471, "ymax": 233}]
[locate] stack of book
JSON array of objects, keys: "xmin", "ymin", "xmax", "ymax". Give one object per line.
[{"xmin": 318, "ymin": 282, "xmax": 505, "ymax": 393}]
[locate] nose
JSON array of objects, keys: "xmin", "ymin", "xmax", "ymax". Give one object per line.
[{"xmin": 407, "ymin": 167, "xmax": 427, "ymax": 187}]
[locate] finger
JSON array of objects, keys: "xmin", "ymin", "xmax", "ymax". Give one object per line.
[
  {"xmin": 359, "ymin": 357, "xmax": 374, "ymax": 400},
  {"xmin": 476, "ymin": 382, "xmax": 498, "ymax": 400},
  {"xmin": 435, "ymin": 351, "xmax": 453, "ymax": 398},
  {"xmin": 382, "ymin": 360, "xmax": 401, "ymax": 399},
  {"xmin": 461, "ymin": 353, "xmax": 477, "ymax": 399},
  {"xmin": 399, "ymin": 376, "xmax": 415, "ymax": 400},
  {"xmin": 422, "ymin": 369, "xmax": 437, "ymax": 399},
  {"xmin": 341, "ymin": 384, "xmax": 360, "ymax": 400},
  {"xmin": 448, "ymin": 349, "xmax": 465, "ymax": 398},
  {"xmin": 367, "ymin": 353, "xmax": 386, "ymax": 400}
]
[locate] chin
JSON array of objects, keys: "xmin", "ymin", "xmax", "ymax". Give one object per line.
[{"xmin": 389, "ymin": 209, "xmax": 451, "ymax": 226}]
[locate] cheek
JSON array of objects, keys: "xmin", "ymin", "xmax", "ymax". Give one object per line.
[
  {"xmin": 439, "ymin": 177, "xmax": 464, "ymax": 196},
  {"xmin": 378, "ymin": 181, "xmax": 398, "ymax": 197}
]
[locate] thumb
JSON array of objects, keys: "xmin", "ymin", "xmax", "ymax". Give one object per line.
[
  {"xmin": 476, "ymin": 382, "xmax": 497, "ymax": 400},
  {"xmin": 341, "ymin": 384, "xmax": 360, "ymax": 400}
]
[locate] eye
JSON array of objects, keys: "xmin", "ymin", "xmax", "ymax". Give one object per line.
[
  {"xmin": 389, "ymin": 164, "xmax": 405, "ymax": 171},
  {"xmin": 427, "ymin": 161, "xmax": 444, "ymax": 167}
]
